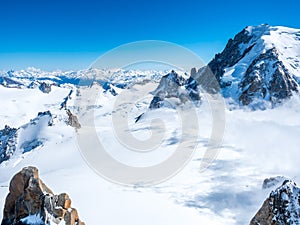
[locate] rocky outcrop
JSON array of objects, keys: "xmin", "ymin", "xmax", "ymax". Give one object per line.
[
  {"xmin": 148, "ymin": 70, "xmax": 201, "ymax": 110},
  {"xmin": 135, "ymin": 70, "xmax": 194, "ymax": 122},
  {"xmin": 1, "ymin": 166, "xmax": 85, "ymax": 225},
  {"xmin": 134, "ymin": 69, "xmax": 204, "ymax": 122},
  {"xmin": 250, "ymin": 179, "xmax": 300, "ymax": 225},
  {"xmin": 39, "ymin": 82, "xmax": 52, "ymax": 94},
  {"xmin": 66, "ymin": 109, "xmax": 81, "ymax": 129},
  {"xmin": 208, "ymin": 27, "xmax": 254, "ymax": 83},
  {"xmin": 262, "ymin": 176, "xmax": 288, "ymax": 189},
  {"xmin": 149, "ymin": 70, "xmax": 187, "ymax": 109},
  {"xmin": 187, "ymin": 66, "xmax": 221, "ymax": 94},
  {"xmin": 59, "ymin": 91, "xmax": 81, "ymax": 129},
  {"xmin": 239, "ymin": 48, "xmax": 298, "ymax": 105},
  {"xmin": 60, "ymin": 90, "xmax": 74, "ymax": 110},
  {"xmin": 0, "ymin": 125, "xmax": 18, "ymax": 164},
  {"xmin": 102, "ymin": 82, "xmax": 117, "ymax": 96}
]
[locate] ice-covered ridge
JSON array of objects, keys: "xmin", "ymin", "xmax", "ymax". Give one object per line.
[{"xmin": 0, "ymin": 111, "xmax": 53, "ymax": 165}]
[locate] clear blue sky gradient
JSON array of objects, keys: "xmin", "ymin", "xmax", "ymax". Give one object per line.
[{"xmin": 1, "ymin": 0, "xmax": 300, "ymax": 70}]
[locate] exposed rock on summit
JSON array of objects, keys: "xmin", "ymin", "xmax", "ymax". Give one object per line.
[
  {"xmin": 208, "ymin": 26, "xmax": 254, "ymax": 83},
  {"xmin": 149, "ymin": 70, "xmax": 201, "ymax": 109},
  {"xmin": 262, "ymin": 176, "xmax": 288, "ymax": 190}
]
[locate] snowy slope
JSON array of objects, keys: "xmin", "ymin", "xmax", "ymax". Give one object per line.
[
  {"xmin": 1, "ymin": 69, "xmax": 300, "ymax": 224},
  {"xmin": 0, "ymin": 80, "xmax": 226, "ymax": 225},
  {"xmin": 0, "ymin": 111, "xmax": 53, "ymax": 165}
]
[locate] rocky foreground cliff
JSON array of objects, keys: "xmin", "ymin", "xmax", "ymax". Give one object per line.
[
  {"xmin": 1, "ymin": 166, "xmax": 85, "ymax": 225},
  {"xmin": 250, "ymin": 179, "xmax": 300, "ymax": 225}
]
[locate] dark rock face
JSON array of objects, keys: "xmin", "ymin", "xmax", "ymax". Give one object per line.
[
  {"xmin": 185, "ymin": 78, "xmax": 200, "ymax": 102},
  {"xmin": 208, "ymin": 28, "xmax": 253, "ymax": 83},
  {"xmin": 39, "ymin": 82, "xmax": 52, "ymax": 94},
  {"xmin": 149, "ymin": 70, "xmax": 201, "ymax": 109},
  {"xmin": 188, "ymin": 66, "xmax": 221, "ymax": 94},
  {"xmin": 239, "ymin": 48, "xmax": 298, "ymax": 105},
  {"xmin": 59, "ymin": 91, "xmax": 81, "ymax": 129},
  {"xmin": 60, "ymin": 90, "xmax": 74, "ymax": 110},
  {"xmin": 102, "ymin": 82, "xmax": 117, "ymax": 96},
  {"xmin": 0, "ymin": 125, "xmax": 18, "ymax": 164},
  {"xmin": 149, "ymin": 96, "xmax": 164, "ymax": 109},
  {"xmin": 250, "ymin": 180, "xmax": 300, "ymax": 225},
  {"xmin": 134, "ymin": 70, "xmax": 201, "ymax": 122},
  {"xmin": 151, "ymin": 70, "xmax": 186, "ymax": 95},
  {"xmin": 1, "ymin": 166, "xmax": 85, "ymax": 225}
]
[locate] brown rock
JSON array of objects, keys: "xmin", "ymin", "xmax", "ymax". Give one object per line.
[
  {"xmin": 57, "ymin": 193, "xmax": 72, "ymax": 209},
  {"xmin": 1, "ymin": 166, "xmax": 85, "ymax": 225},
  {"xmin": 250, "ymin": 199, "xmax": 274, "ymax": 225},
  {"xmin": 2, "ymin": 166, "xmax": 50, "ymax": 224},
  {"xmin": 64, "ymin": 208, "xmax": 79, "ymax": 225},
  {"xmin": 250, "ymin": 180, "xmax": 300, "ymax": 225},
  {"xmin": 66, "ymin": 109, "xmax": 81, "ymax": 129},
  {"xmin": 53, "ymin": 207, "xmax": 67, "ymax": 218}
]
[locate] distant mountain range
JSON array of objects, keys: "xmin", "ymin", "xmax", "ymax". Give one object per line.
[{"xmin": 1, "ymin": 25, "xmax": 300, "ymax": 109}]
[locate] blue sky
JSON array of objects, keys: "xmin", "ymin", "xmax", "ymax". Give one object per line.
[{"xmin": 1, "ymin": 0, "xmax": 300, "ymax": 70}]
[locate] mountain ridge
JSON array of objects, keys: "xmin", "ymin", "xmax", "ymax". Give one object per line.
[{"xmin": 207, "ymin": 24, "xmax": 300, "ymax": 106}]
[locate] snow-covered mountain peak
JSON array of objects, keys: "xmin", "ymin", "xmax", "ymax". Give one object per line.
[
  {"xmin": 208, "ymin": 24, "xmax": 300, "ymax": 106},
  {"xmin": 245, "ymin": 24, "xmax": 270, "ymax": 37},
  {"xmin": 237, "ymin": 24, "xmax": 300, "ymax": 78}
]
